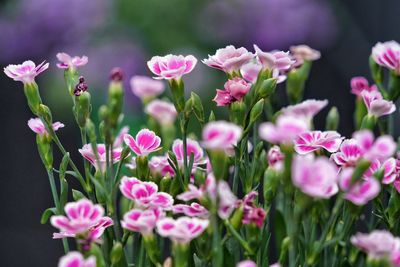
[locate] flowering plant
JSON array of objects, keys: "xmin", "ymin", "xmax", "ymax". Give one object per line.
[{"xmin": 5, "ymin": 41, "xmax": 400, "ymax": 267}]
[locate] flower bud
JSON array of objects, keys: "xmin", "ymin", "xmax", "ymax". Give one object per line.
[
  {"xmin": 160, "ymin": 175, "xmax": 172, "ymax": 192},
  {"xmin": 229, "ymin": 101, "xmax": 246, "ymax": 125},
  {"xmin": 249, "ymin": 99, "xmax": 264, "ymax": 125},
  {"xmin": 190, "ymin": 92, "xmax": 205, "ymax": 125},
  {"xmin": 38, "ymin": 104, "xmax": 53, "ymax": 127},
  {"xmin": 369, "ymin": 56, "xmax": 384, "ymax": 86},
  {"xmin": 256, "ymin": 78, "xmax": 277, "ymax": 100},
  {"xmin": 74, "ymin": 91, "xmax": 91, "ymax": 128},
  {"xmin": 108, "ymin": 76, "xmax": 124, "ymax": 129},
  {"xmin": 136, "ymin": 156, "xmax": 150, "ymax": 180},
  {"xmin": 360, "ymin": 115, "xmax": 377, "ymax": 130},
  {"xmin": 23, "ymin": 82, "xmax": 43, "ymax": 115},
  {"xmin": 325, "ymin": 106, "xmax": 339, "ymax": 131},
  {"xmin": 110, "ymin": 242, "xmax": 123, "ymax": 265},
  {"xmin": 143, "ymin": 235, "xmax": 161, "ymax": 265},
  {"xmin": 36, "ymin": 134, "xmax": 53, "ymax": 170}
]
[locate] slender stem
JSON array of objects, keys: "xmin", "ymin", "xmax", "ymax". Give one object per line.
[
  {"xmin": 224, "ymin": 220, "xmax": 254, "ymax": 255},
  {"xmin": 80, "ymin": 128, "xmax": 91, "ymax": 187}
]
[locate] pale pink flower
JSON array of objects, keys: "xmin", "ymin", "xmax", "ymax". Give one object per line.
[
  {"xmin": 202, "ymin": 121, "xmax": 242, "ymax": 152},
  {"xmin": 259, "ymin": 115, "xmax": 308, "ymax": 144},
  {"xmin": 147, "ymin": 54, "xmax": 197, "ymax": 80},
  {"xmin": 362, "ymin": 90, "xmax": 396, "ymax": 118},
  {"xmin": 241, "ymin": 60, "xmax": 286, "ymax": 84},
  {"xmin": 280, "ymin": 99, "xmax": 328, "ymax": 122},
  {"xmin": 4, "ymin": 60, "xmax": 49, "ymax": 84},
  {"xmin": 121, "ymin": 207, "xmax": 164, "ymax": 236},
  {"xmin": 145, "ymin": 99, "xmax": 177, "ymax": 126},
  {"xmin": 172, "ymin": 203, "xmax": 209, "ymax": 218},
  {"xmin": 50, "ymin": 199, "xmax": 113, "ymax": 242},
  {"xmin": 202, "ymin": 45, "xmax": 253, "ymax": 73},
  {"xmin": 177, "ymin": 184, "xmax": 204, "ymax": 201},
  {"xmin": 124, "ymin": 129, "xmax": 161, "ymax": 156},
  {"xmin": 149, "ymin": 155, "xmax": 175, "ymax": 176},
  {"xmin": 217, "ymin": 181, "xmax": 238, "ymax": 219},
  {"xmin": 292, "ymin": 155, "xmax": 339, "ymax": 199},
  {"xmin": 372, "ymin": 41, "xmax": 400, "ymax": 73},
  {"xmin": 78, "ymin": 144, "xmax": 123, "ymax": 172},
  {"xmin": 267, "ymin": 146, "xmax": 284, "ymax": 171},
  {"xmin": 254, "ymin": 45, "xmax": 294, "ymax": 71},
  {"xmin": 58, "ymin": 251, "xmax": 96, "ymax": 267},
  {"xmin": 339, "ymin": 168, "xmax": 380, "ymax": 206},
  {"xmin": 130, "ymin": 75, "xmax": 165, "ymax": 99},
  {"xmin": 114, "ymin": 126, "xmax": 129, "ymax": 148},
  {"xmin": 236, "ymin": 260, "xmax": 257, "ymax": 267},
  {"xmin": 294, "ymin": 131, "xmax": 342, "ymax": 155},
  {"xmin": 172, "ymin": 138, "xmax": 205, "ymax": 167},
  {"xmin": 270, "ymin": 264, "xmax": 281, "ymax": 267},
  {"xmin": 350, "ymin": 76, "xmax": 377, "ymax": 97},
  {"xmin": 351, "ymin": 230, "xmax": 400, "ymax": 258},
  {"xmin": 120, "ymin": 176, "xmax": 173, "ymax": 210},
  {"xmin": 290, "ymin": 45, "xmax": 321, "ymax": 62},
  {"xmin": 156, "ymin": 216, "xmax": 209, "ymax": 244},
  {"xmin": 56, "ymin": 52, "xmax": 88, "ymax": 69},
  {"xmin": 28, "ymin": 117, "xmax": 64, "ymax": 136}
]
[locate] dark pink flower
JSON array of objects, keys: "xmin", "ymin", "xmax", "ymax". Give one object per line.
[
  {"xmin": 172, "ymin": 203, "xmax": 209, "ymax": 218},
  {"xmin": 362, "ymin": 91, "xmax": 396, "ymax": 118},
  {"xmin": 130, "ymin": 75, "xmax": 165, "ymax": 99},
  {"xmin": 4, "ymin": 60, "xmax": 49, "ymax": 84},
  {"xmin": 58, "ymin": 251, "xmax": 96, "ymax": 267},
  {"xmin": 202, "ymin": 45, "xmax": 253, "ymax": 73},
  {"xmin": 121, "ymin": 207, "xmax": 164, "ymax": 236},
  {"xmin": 351, "ymin": 230, "xmax": 400, "ymax": 258},
  {"xmin": 28, "ymin": 117, "xmax": 64, "ymax": 136},
  {"xmin": 56, "ymin": 52, "xmax": 88, "ymax": 69},
  {"xmin": 78, "ymin": 144, "xmax": 123, "ymax": 172},
  {"xmin": 124, "ymin": 129, "xmax": 161, "ymax": 156},
  {"xmin": 294, "ymin": 130, "xmax": 342, "ymax": 155},
  {"xmin": 240, "ymin": 191, "xmax": 266, "ymax": 228},
  {"xmin": 213, "ymin": 89, "xmax": 234, "ymax": 106},
  {"xmin": 224, "ymin": 77, "xmax": 251, "ymax": 101},
  {"xmin": 372, "ymin": 41, "xmax": 400, "ymax": 74},
  {"xmin": 259, "ymin": 115, "xmax": 308, "ymax": 144},
  {"xmin": 350, "ymin": 76, "xmax": 378, "ymax": 97},
  {"xmin": 147, "ymin": 54, "xmax": 197, "ymax": 80}
]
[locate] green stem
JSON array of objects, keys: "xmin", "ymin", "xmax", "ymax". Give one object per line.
[{"xmin": 224, "ymin": 220, "xmax": 254, "ymax": 255}]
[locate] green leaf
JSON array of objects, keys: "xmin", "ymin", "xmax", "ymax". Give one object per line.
[
  {"xmin": 72, "ymin": 189, "xmax": 86, "ymax": 201},
  {"xmin": 59, "ymin": 153, "xmax": 70, "ymax": 180},
  {"xmin": 275, "ymin": 209, "xmax": 287, "ymax": 253},
  {"xmin": 41, "ymin": 207, "xmax": 57, "ymax": 224},
  {"xmin": 60, "ymin": 177, "xmax": 69, "ymax": 206},
  {"xmin": 190, "ymin": 92, "xmax": 205, "ymax": 125}
]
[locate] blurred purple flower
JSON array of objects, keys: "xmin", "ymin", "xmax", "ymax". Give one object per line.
[{"xmin": 198, "ymin": 0, "xmax": 337, "ymax": 50}]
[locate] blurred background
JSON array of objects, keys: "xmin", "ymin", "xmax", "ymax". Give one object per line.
[{"xmin": 0, "ymin": 0, "xmax": 399, "ymax": 265}]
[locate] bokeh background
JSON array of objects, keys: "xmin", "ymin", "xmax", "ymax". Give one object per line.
[{"xmin": 0, "ymin": 0, "xmax": 399, "ymax": 265}]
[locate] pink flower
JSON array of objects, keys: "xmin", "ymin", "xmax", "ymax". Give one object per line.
[
  {"xmin": 270, "ymin": 264, "xmax": 282, "ymax": 267},
  {"xmin": 292, "ymin": 156, "xmax": 339, "ymax": 199},
  {"xmin": 202, "ymin": 121, "xmax": 242, "ymax": 152},
  {"xmin": 362, "ymin": 90, "xmax": 396, "ymax": 117},
  {"xmin": 213, "ymin": 89, "xmax": 234, "ymax": 107},
  {"xmin": 177, "ymin": 184, "xmax": 204, "ymax": 201},
  {"xmin": 259, "ymin": 115, "xmax": 308, "ymax": 144},
  {"xmin": 236, "ymin": 260, "xmax": 257, "ymax": 267},
  {"xmin": 149, "ymin": 155, "xmax": 175, "ymax": 176},
  {"xmin": 392, "ymin": 251, "xmax": 400, "ymax": 267},
  {"xmin": 294, "ymin": 131, "xmax": 342, "ymax": 155},
  {"xmin": 331, "ymin": 139, "xmax": 363, "ymax": 167},
  {"xmin": 350, "ymin": 76, "xmax": 378, "ymax": 97},
  {"xmin": 114, "ymin": 126, "xmax": 129, "ymax": 148},
  {"xmin": 240, "ymin": 191, "xmax": 266, "ymax": 228},
  {"xmin": 58, "ymin": 252, "xmax": 96, "ymax": 267},
  {"xmin": 241, "ymin": 60, "xmax": 286, "ymax": 84},
  {"xmin": 50, "ymin": 199, "xmax": 113, "ymax": 242},
  {"xmin": 202, "ymin": 45, "xmax": 253, "ymax": 73},
  {"xmin": 213, "ymin": 78, "xmax": 251, "ymax": 106},
  {"xmin": 156, "ymin": 216, "xmax": 209, "ymax": 244},
  {"xmin": 267, "ymin": 146, "xmax": 284, "ymax": 171},
  {"xmin": 351, "ymin": 230, "xmax": 400, "ymax": 258},
  {"xmin": 339, "ymin": 168, "xmax": 380, "ymax": 206},
  {"xmin": 119, "ymin": 176, "xmax": 173, "ymax": 210},
  {"xmin": 254, "ymin": 45, "xmax": 294, "ymax": 71},
  {"xmin": 172, "ymin": 138, "xmax": 205, "ymax": 167},
  {"xmin": 56, "ymin": 53, "xmax": 88, "ymax": 69},
  {"xmin": 365, "ymin": 158, "xmax": 397, "ymax": 184},
  {"xmin": 78, "ymin": 144, "xmax": 123, "ymax": 172},
  {"xmin": 130, "ymin": 75, "xmax": 165, "ymax": 99},
  {"xmin": 217, "ymin": 181, "xmax": 238, "ymax": 219},
  {"xmin": 372, "ymin": 41, "xmax": 400, "ymax": 73},
  {"xmin": 147, "ymin": 54, "xmax": 197, "ymax": 80},
  {"xmin": 280, "ymin": 99, "xmax": 328, "ymax": 122},
  {"xmin": 4, "ymin": 60, "xmax": 49, "ymax": 84},
  {"xmin": 121, "ymin": 207, "xmax": 164, "ymax": 236},
  {"xmin": 124, "ymin": 129, "xmax": 161, "ymax": 156},
  {"xmin": 172, "ymin": 203, "xmax": 209, "ymax": 218},
  {"xmin": 28, "ymin": 117, "xmax": 64, "ymax": 135},
  {"xmin": 145, "ymin": 99, "xmax": 177, "ymax": 125},
  {"xmin": 290, "ymin": 45, "xmax": 321, "ymax": 62}
]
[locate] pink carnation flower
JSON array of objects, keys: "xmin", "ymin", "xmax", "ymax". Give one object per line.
[
  {"xmin": 292, "ymin": 156, "xmax": 339, "ymax": 199},
  {"xmin": 172, "ymin": 203, "xmax": 209, "ymax": 218},
  {"xmin": 130, "ymin": 75, "xmax": 165, "ymax": 99},
  {"xmin": 351, "ymin": 230, "xmax": 400, "ymax": 259},
  {"xmin": 58, "ymin": 251, "xmax": 96, "ymax": 267},
  {"xmin": 114, "ymin": 126, "xmax": 130, "ymax": 148},
  {"xmin": 147, "ymin": 54, "xmax": 197, "ymax": 80},
  {"xmin": 202, "ymin": 45, "xmax": 253, "ymax": 73},
  {"xmin": 177, "ymin": 184, "xmax": 204, "ymax": 202},
  {"xmin": 365, "ymin": 158, "xmax": 397, "ymax": 184},
  {"xmin": 124, "ymin": 129, "xmax": 161, "ymax": 156},
  {"xmin": 254, "ymin": 45, "xmax": 295, "ymax": 71},
  {"xmin": 213, "ymin": 78, "xmax": 251, "ymax": 106},
  {"xmin": 78, "ymin": 144, "xmax": 123, "ymax": 172},
  {"xmin": 120, "ymin": 176, "xmax": 173, "ymax": 210},
  {"xmin": 156, "ymin": 216, "xmax": 209, "ymax": 244},
  {"xmin": 372, "ymin": 41, "xmax": 400, "ymax": 73},
  {"xmin": 202, "ymin": 121, "xmax": 242, "ymax": 152},
  {"xmin": 172, "ymin": 138, "xmax": 205, "ymax": 168},
  {"xmin": 350, "ymin": 76, "xmax": 378, "ymax": 97},
  {"xmin": 237, "ymin": 260, "xmax": 257, "ymax": 267},
  {"xmin": 241, "ymin": 60, "xmax": 286, "ymax": 84},
  {"xmin": 121, "ymin": 207, "xmax": 164, "ymax": 236},
  {"xmin": 259, "ymin": 115, "xmax": 308, "ymax": 144},
  {"xmin": 240, "ymin": 191, "xmax": 266, "ymax": 228},
  {"xmin": 217, "ymin": 181, "xmax": 238, "ymax": 219},
  {"xmin": 149, "ymin": 155, "xmax": 175, "ymax": 177},
  {"xmin": 50, "ymin": 199, "xmax": 113, "ymax": 244},
  {"xmin": 294, "ymin": 130, "xmax": 343, "ymax": 155},
  {"xmin": 290, "ymin": 45, "xmax": 321, "ymax": 62},
  {"xmin": 28, "ymin": 117, "xmax": 64, "ymax": 136},
  {"xmin": 56, "ymin": 52, "xmax": 88, "ymax": 69},
  {"xmin": 4, "ymin": 60, "xmax": 49, "ymax": 84},
  {"xmin": 280, "ymin": 99, "xmax": 328, "ymax": 122},
  {"xmin": 145, "ymin": 99, "xmax": 177, "ymax": 126},
  {"xmin": 362, "ymin": 90, "xmax": 396, "ymax": 118},
  {"xmin": 267, "ymin": 146, "xmax": 284, "ymax": 171}
]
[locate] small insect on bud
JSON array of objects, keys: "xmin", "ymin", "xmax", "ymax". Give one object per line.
[{"xmin": 110, "ymin": 67, "xmax": 124, "ymax": 82}]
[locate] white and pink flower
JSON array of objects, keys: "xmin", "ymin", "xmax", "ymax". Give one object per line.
[
  {"xmin": 78, "ymin": 144, "xmax": 123, "ymax": 172},
  {"xmin": 217, "ymin": 181, "xmax": 238, "ymax": 219},
  {"xmin": 172, "ymin": 138, "xmax": 205, "ymax": 168},
  {"xmin": 56, "ymin": 53, "xmax": 88, "ymax": 69},
  {"xmin": 350, "ymin": 76, "xmax": 377, "ymax": 97},
  {"xmin": 145, "ymin": 99, "xmax": 177, "ymax": 126},
  {"xmin": 121, "ymin": 207, "xmax": 164, "ymax": 236},
  {"xmin": 176, "ymin": 184, "xmax": 204, "ymax": 202},
  {"xmin": 202, "ymin": 121, "xmax": 242, "ymax": 153},
  {"xmin": 124, "ymin": 129, "xmax": 161, "ymax": 157},
  {"xmin": 267, "ymin": 146, "xmax": 284, "ymax": 171},
  {"xmin": 149, "ymin": 155, "xmax": 175, "ymax": 177},
  {"xmin": 294, "ymin": 131, "xmax": 342, "ymax": 155},
  {"xmin": 254, "ymin": 45, "xmax": 295, "ymax": 71},
  {"xmin": 259, "ymin": 115, "xmax": 308, "ymax": 144},
  {"xmin": 4, "ymin": 60, "xmax": 49, "ymax": 84},
  {"xmin": 58, "ymin": 251, "xmax": 96, "ymax": 267},
  {"xmin": 280, "ymin": 99, "xmax": 328, "ymax": 122},
  {"xmin": 172, "ymin": 203, "xmax": 209, "ymax": 218},
  {"xmin": 202, "ymin": 45, "xmax": 253, "ymax": 73},
  {"xmin": 28, "ymin": 117, "xmax": 64, "ymax": 136},
  {"xmin": 290, "ymin": 45, "xmax": 321, "ymax": 62},
  {"xmin": 130, "ymin": 75, "xmax": 165, "ymax": 99},
  {"xmin": 236, "ymin": 260, "xmax": 257, "ymax": 267},
  {"xmin": 119, "ymin": 176, "xmax": 173, "ymax": 210},
  {"xmin": 362, "ymin": 90, "xmax": 396, "ymax": 118},
  {"xmin": 147, "ymin": 54, "xmax": 197, "ymax": 80},
  {"xmin": 156, "ymin": 216, "xmax": 209, "ymax": 244},
  {"xmin": 372, "ymin": 41, "xmax": 400, "ymax": 74},
  {"xmin": 292, "ymin": 155, "xmax": 339, "ymax": 199},
  {"xmin": 114, "ymin": 126, "xmax": 129, "ymax": 148},
  {"xmin": 351, "ymin": 230, "xmax": 400, "ymax": 259}
]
